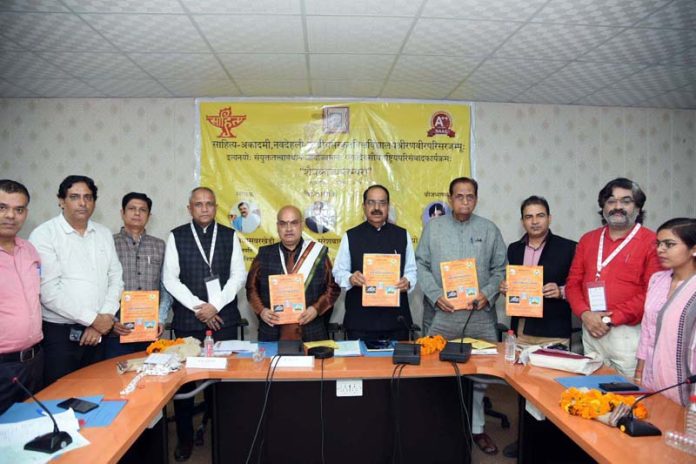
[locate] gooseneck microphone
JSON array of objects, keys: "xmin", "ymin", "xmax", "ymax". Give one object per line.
[
  {"xmin": 617, "ymin": 374, "xmax": 696, "ymax": 437},
  {"xmin": 393, "ymin": 315, "xmax": 421, "ymax": 365},
  {"xmin": 12, "ymin": 377, "xmax": 73, "ymax": 453},
  {"xmin": 439, "ymin": 301, "xmax": 476, "ymax": 363}
]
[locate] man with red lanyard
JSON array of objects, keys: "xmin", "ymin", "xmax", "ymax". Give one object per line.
[{"xmin": 566, "ymin": 178, "xmax": 661, "ymax": 377}]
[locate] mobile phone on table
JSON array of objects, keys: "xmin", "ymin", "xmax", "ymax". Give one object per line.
[
  {"xmin": 598, "ymin": 382, "xmax": 639, "ymax": 392},
  {"xmin": 57, "ymin": 397, "xmax": 99, "ymax": 414}
]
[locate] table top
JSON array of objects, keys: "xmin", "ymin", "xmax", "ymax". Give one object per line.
[{"xmin": 35, "ymin": 347, "xmax": 693, "ymax": 464}]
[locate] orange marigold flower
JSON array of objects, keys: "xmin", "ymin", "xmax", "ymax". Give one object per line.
[
  {"xmin": 146, "ymin": 338, "xmax": 185, "ymax": 354},
  {"xmin": 415, "ymin": 335, "xmax": 447, "ymax": 355}
]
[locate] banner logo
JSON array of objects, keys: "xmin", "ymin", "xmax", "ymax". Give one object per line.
[
  {"xmin": 427, "ymin": 111, "xmax": 455, "ymax": 137},
  {"xmin": 206, "ymin": 107, "xmax": 247, "ymax": 138}
]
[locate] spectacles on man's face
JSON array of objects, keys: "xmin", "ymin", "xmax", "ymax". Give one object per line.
[
  {"xmin": 605, "ymin": 197, "xmax": 634, "ymax": 207},
  {"xmin": 277, "ymin": 220, "xmax": 301, "ymax": 228},
  {"xmin": 451, "ymin": 193, "xmax": 476, "ymax": 203},
  {"xmin": 365, "ymin": 199, "xmax": 388, "ymax": 207}
]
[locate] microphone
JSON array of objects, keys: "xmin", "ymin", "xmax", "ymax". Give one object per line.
[
  {"xmin": 617, "ymin": 374, "xmax": 696, "ymax": 437},
  {"xmin": 439, "ymin": 301, "xmax": 476, "ymax": 363},
  {"xmin": 12, "ymin": 377, "xmax": 73, "ymax": 453},
  {"xmin": 393, "ymin": 315, "xmax": 421, "ymax": 365}
]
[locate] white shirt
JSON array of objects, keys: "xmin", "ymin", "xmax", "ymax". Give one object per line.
[
  {"xmin": 29, "ymin": 214, "xmax": 124, "ymax": 326},
  {"xmin": 162, "ymin": 222, "xmax": 247, "ymax": 313},
  {"xmin": 333, "ymin": 226, "xmax": 417, "ymax": 293}
]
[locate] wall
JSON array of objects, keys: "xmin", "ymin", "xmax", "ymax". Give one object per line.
[{"xmin": 2, "ymin": 98, "xmax": 694, "ymax": 337}]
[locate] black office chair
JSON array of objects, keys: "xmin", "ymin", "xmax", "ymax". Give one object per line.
[{"xmin": 480, "ymin": 322, "xmax": 511, "ymax": 429}]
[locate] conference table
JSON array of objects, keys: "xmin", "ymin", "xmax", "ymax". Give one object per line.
[{"xmin": 36, "ymin": 346, "xmax": 691, "ymax": 464}]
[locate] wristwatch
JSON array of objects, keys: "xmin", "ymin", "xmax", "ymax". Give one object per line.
[{"xmin": 601, "ymin": 315, "xmax": 613, "ymax": 327}]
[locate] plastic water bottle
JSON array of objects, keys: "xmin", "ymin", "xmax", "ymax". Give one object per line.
[
  {"xmin": 665, "ymin": 430, "xmax": 696, "ymax": 456},
  {"xmin": 204, "ymin": 330, "xmax": 214, "ymax": 357},
  {"xmin": 686, "ymin": 392, "xmax": 696, "ymax": 438},
  {"xmin": 504, "ymin": 330, "xmax": 516, "ymax": 363}
]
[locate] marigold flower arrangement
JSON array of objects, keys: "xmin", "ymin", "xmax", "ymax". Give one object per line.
[
  {"xmin": 415, "ymin": 335, "xmax": 447, "ymax": 355},
  {"xmin": 146, "ymin": 338, "xmax": 185, "ymax": 354},
  {"xmin": 560, "ymin": 387, "xmax": 648, "ymax": 421}
]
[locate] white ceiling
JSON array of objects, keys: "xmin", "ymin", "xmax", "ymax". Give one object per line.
[{"xmin": 1, "ymin": 0, "xmax": 695, "ymax": 108}]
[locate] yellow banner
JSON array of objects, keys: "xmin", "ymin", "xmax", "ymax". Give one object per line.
[{"xmin": 198, "ymin": 101, "xmax": 471, "ymax": 266}]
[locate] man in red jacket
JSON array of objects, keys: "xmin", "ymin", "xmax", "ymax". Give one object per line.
[{"xmin": 566, "ymin": 178, "xmax": 661, "ymax": 377}]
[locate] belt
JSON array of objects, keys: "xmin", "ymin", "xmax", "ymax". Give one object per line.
[{"xmin": 0, "ymin": 344, "xmax": 41, "ymax": 363}]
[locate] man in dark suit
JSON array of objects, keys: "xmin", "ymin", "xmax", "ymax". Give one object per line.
[
  {"xmin": 500, "ymin": 195, "xmax": 577, "ymax": 459},
  {"xmin": 501, "ymin": 196, "xmax": 577, "ymax": 346}
]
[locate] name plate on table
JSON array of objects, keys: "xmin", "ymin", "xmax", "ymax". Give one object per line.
[
  {"xmin": 271, "ymin": 356, "xmax": 315, "ymax": 368},
  {"xmin": 186, "ymin": 356, "xmax": 228, "ymax": 369}
]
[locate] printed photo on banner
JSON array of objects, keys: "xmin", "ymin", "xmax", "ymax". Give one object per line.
[
  {"xmin": 228, "ymin": 200, "xmax": 261, "ymax": 234},
  {"xmin": 305, "ymin": 201, "xmax": 336, "ymax": 234},
  {"xmin": 422, "ymin": 201, "xmax": 449, "ymax": 225}
]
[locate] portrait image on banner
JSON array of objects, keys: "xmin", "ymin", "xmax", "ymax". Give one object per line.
[{"xmin": 197, "ymin": 100, "xmax": 471, "ymax": 265}]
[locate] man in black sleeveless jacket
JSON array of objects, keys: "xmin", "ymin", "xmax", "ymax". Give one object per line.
[
  {"xmin": 163, "ymin": 187, "xmax": 246, "ymax": 461},
  {"xmin": 333, "ymin": 185, "xmax": 417, "ymax": 341}
]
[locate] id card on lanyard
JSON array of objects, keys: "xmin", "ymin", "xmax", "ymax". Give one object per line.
[
  {"xmin": 191, "ymin": 222, "xmax": 222, "ymax": 303},
  {"xmin": 588, "ymin": 224, "xmax": 641, "ymax": 312}
]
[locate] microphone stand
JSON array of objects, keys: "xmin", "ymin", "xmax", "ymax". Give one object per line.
[
  {"xmin": 393, "ymin": 315, "xmax": 421, "ymax": 365},
  {"xmin": 12, "ymin": 377, "xmax": 73, "ymax": 453},
  {"xmin": 617, "ymin": 374, "xmax": 696, "ymax": 437},
  {"xmin": 439, "ymin": 301, "xmax": 476, "ymax": 363}
]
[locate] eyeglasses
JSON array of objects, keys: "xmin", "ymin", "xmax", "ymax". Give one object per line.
[
  {"xmin": 451, "ymin": 194, "xmax": 476, "ymax": 203},
  {"xmin": 605, "ymin": 197, "xmax": 634, "ymax": 207},
  {"xmin": 365, "ymin": 200, "xmax": 388, "ymax": 207},
  {"xmin": 277, "ymin": 220, "xmax": 301, "ymax": 228}
]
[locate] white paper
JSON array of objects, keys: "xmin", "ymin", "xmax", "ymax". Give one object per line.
[
  {"xmin": 213, "ymin": 340, "xmax": 256, "ymax": 354},
  {"xmin": 144, "ymin": 353, "xmax": 176, "ymax": 365},
  {"xmin": 0, "ymin": 409, "xmax": 79, "ymax": 445},
  {"xmin": 271, "ymin": 356, "xmax": 314, "ymax": 368},
  {"xmin": 588, "ymin": 285, "xmax": 607, "ymax": 312}
]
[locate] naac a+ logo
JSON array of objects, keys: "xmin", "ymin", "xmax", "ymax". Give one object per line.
[
  {"xmin": 206, "ymin": 107, "xmax": 247, "ymax": 138},
  {"xmin": 427, "ymin": 111, "xmax": 456, "ymax": 138}
]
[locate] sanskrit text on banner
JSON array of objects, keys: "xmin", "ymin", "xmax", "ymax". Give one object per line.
[{"xmin": 198, "ymin": 101, "xmax": 471, "ymax": 266}]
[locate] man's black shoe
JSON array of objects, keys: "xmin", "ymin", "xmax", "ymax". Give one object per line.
[{"xmin": 175, "ymin": 441, "xmax": 193, "ymax": 462}]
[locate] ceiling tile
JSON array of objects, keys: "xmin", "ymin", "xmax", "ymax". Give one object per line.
[
  {"xmin": 83, "ymin": 13, "xmax": 209, "ymax": 52},
  {"xmin": 38, "ymin": 52, "xmax": 149, "ymax": 79},
  {"xmin": 636, "ymin": 0, "xmax": 696, "ymax": 29},
  {"xmin": 160, "ymin": 79, "xmax": 241, "ymax": 97},
  {"xmin": 0, "ymin": 12, "xmax": 116, "ymax": 51},
  {"xmin": 390, "ymin": 55, "xmax": 480, "ymax": 82},
  {"xmin": 221, "ymin": 53, "xmax": 307, "ymax": 80},
  {"xmin": 582, "ymin": 27, "xmax": 696, "ymax": 63},
  {"xmin": 465, "ymin": 58, "xmax": 567, "ymax": 87},
  {"xmin": 0, "ymin": 79, "xmax": 38, "ymax": 97},
  {"xmin": 542, "ymin": 62, "xmax": 646, "ymax": 90},
  {"xmin": 236, "ymin": 79, "xmax": 309, "ymax": 96},
  {"xmin": 0, "ymin": 51, "xmax": 71, "ymax": 78},
  {"xmin": 196, "ymin": 15, "xmax": 305, "ymax": 53},
  {"xmin": 311, "ymin": 79, "xmax": 384, "ymax": 97},
  {"xmin": 381, "ymin": 80, "xmax": 458, "ymax": 99},
  {"xmin": 640, "ymin": 85, "xmax": 696, "ymax": 109},
  {"xmin": 85, "ymin": 79, "xmax": 171, "ymax": 97},
  {"xmin": 21, "ymin": 78, "xmax": 104, "ymax": 97},
  {"xmin": 181, "ymin": 0, "xmax": 301, "ymax": 15},
  {"xmin": 576, "ymin": 87, "xmax": 660, "ymax": 106},
  {"xmin": 0, "ymin": 0, "xmax": 69, "ymax": 12},
  {"xmin": 450, "ymin": 82, "xmax": 524, "ymax": 102},
  {"xmin": 305, "ymin": 0, "xmax": 420, "ymax": 16},
  {"xmin": 422, "ymin": 0, "xmax": 546, "ymax": 21},
  {"xmin": 63, "ymin": 0, "xmax": 184, "ymax": 13},
  {"xmin": 405, "ymin": 19, "xmax": 518, "ymax": 56},
  {"xmin": 307, "ymin": 16, "xmax": 412, "ymax": 54},
  {"xmin": 497, "ymin": 23, "xmax": 619, "ymax": 60},
  {"xmin": 534, "ymin": 0, "xmax": 669, "ymax": 26},
  {"xmin": 609, "ymin": 65, "xmax": 696, "ymax": 92},
  {"xmin": 309, "ymin": 54, "xmax": 393, "ymax": 80},
  {"xmin": 129, "ymin": 53, "xmax": 228, "ymax": 80},
  {"xmin": 660, "ymin": 46, "xmax": 696, "ymax": 65},
  {"xmin": 516, "ymin": 83, "xmax": 592, "ymax": 104}
]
